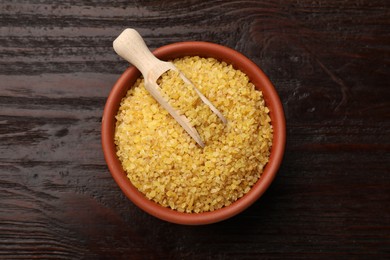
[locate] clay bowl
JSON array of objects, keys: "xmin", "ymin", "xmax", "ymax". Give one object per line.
[{"xmin": 101, "ymin": 41, "xmax": 286, "ymax": 225}]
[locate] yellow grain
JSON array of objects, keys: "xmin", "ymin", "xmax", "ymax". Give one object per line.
[{"xmin": 115, "ymin": 56, "xmax": 273, "ymax": 213}]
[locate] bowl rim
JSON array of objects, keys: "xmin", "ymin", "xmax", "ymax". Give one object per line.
[{"xmin": 102, "ymin": 41, "xmax": 286, "ymax": 225}]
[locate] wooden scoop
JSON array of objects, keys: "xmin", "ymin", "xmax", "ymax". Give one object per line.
[{"xmin": 113, "ymin": 28, "xmax": 227, "ymax": 147}]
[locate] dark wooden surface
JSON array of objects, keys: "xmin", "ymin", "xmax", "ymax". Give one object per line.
[{"xmin": 1, "ymin": 0, "xmax": 389, "ymax": 259}]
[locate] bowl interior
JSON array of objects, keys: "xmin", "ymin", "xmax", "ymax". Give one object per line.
[{"xmin": 102, "ymin": 41, "xmax": 286, "ymax": 225}]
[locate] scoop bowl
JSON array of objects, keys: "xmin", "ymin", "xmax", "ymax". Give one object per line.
[{"xmin": 101, "ymin": 41, "xmax": 286, "ymax": 225}]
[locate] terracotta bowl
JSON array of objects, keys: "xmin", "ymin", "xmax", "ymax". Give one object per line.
[{"xmin": 101, "ymin": 41, "xmax": 286, "ymax": 225}]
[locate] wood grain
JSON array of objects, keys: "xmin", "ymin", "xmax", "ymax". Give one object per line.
[{"xmin": 1, "ymin": 0, "xmax": 389, "ymax": 259}]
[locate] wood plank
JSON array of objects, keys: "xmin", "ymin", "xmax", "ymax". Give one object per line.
[{"xmin": 0, "ymin": 0, "xmax": 389, "ymax": 258}]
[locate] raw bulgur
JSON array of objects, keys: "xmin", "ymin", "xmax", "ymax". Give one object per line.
[{"xmin": 115, "ymin": 56, "xmax": 273, "ymax": 213}]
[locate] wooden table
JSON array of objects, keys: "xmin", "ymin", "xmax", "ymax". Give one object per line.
[{"xmin": 1, "ymin": 1, "xmax": 389, "ymax": 259}]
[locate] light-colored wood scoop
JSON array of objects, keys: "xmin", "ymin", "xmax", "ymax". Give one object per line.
[{"xmin": 113, "ymin": 28, "xmax": 227, "ymax": 147}]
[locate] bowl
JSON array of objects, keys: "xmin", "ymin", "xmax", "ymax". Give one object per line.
[{"xmin": 101, "ymin": 41, "xmax": 286, "ymax": 225}]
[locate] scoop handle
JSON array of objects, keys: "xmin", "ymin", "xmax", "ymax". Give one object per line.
[{"xmin": 113, "ymin": 28, "xmax": 160, "ymax": 77}]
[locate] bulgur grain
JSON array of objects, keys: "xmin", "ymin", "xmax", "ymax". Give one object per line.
[{"xmin": 115, "ymin": 56, "xmax": 273, "ymax": 213}]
